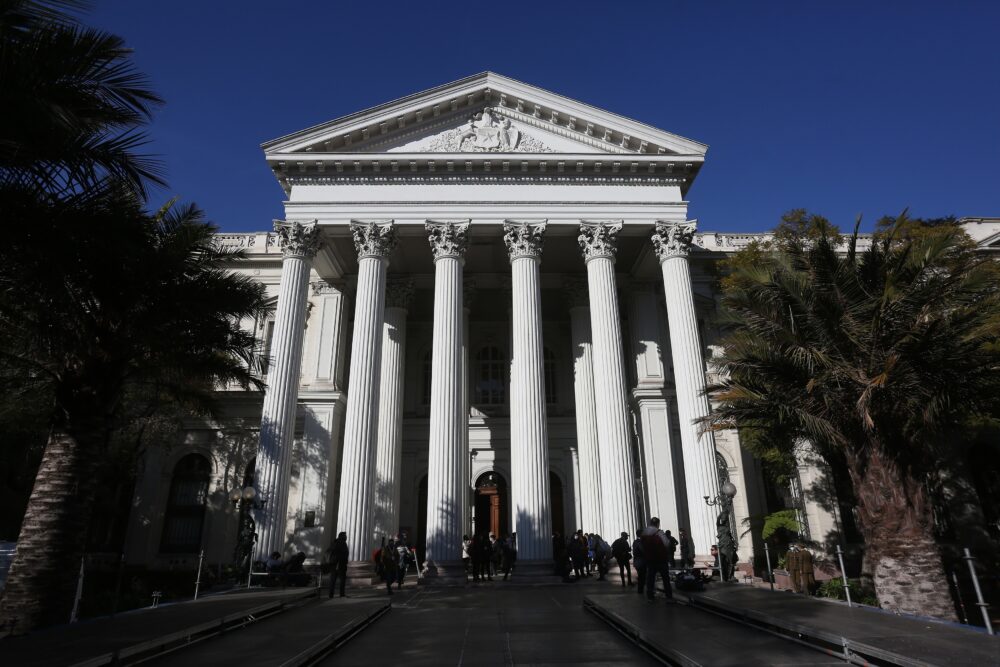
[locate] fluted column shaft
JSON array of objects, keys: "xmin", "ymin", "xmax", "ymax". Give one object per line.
[
  {"xmin": 424, "ymin": 222, "xmax": 468, "ymax": 577},
  {"xmin": 652, "ymin": 221, "xmax": 719, "ymax": 555},
  {"xmin": 578, "ymin": 222, "xmax": 639, "ymax": 541},
  {"xmin": 337, "ymin": 221, "xmax": 396, "ymax": 561},
  {"xmin": 372, "ymin": 280, "xmax": 412, "ymax": 544},
  {"xmin": 568, "ymin": 296, "xmax": 603, "ymax": 534},
  {"xmin": 255, "ymin": 221, "xmax": 320, "ymax": 559},
  {"xmin": 505, "ymin": 222, "xmax": 552, "ymax": 561}
]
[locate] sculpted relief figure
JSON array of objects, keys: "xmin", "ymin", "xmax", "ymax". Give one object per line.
[{"xmin": 454, "ymin": 108, "xmax": 521, "ymax": 151}]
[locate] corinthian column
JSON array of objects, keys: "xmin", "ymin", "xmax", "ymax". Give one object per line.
[
  {"xmin": 566, "ymin": 279, "xmax": 603, "ymax": 535},
  {"xmin": 255, "ymin": 220, "xmax": 320, "ymax": 559},
  {"xmin": 336, "ymin": 221, "xmax": 397, "ymax": 563},
  {"xmin": 577, "ymin": 222, "xmax": 638, "ymax": 540},
  {"xmin": 372, "ymin": 278, "xmax": 413, "ymax": 545},
  {"xmin": 504, "ymin": 221, "xmax": 552, "ymax": 562},
  {"xmin": 423, "ymin": 221, "xmax": 469, "ymax": 580},
  {"xmin": 651, "ymin": 221, "xmax": 718, "ymax": 555}
]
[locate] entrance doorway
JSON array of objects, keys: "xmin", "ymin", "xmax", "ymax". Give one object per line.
[
  {"xmin": 550, "ymin": 471, "xmax": 565, "ymax": 537},
  {"xmin": 474, "ymin": 472, "xmax": 508, "ymax": 537}
]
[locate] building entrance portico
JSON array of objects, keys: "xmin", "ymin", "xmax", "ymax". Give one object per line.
[
  {"xmin": 474, "ymin": 471, "xmax": 508, "ymax": 538},
  {"xmin": 237, "ymin": 71, "xmax": 731, "ymax": 578}
]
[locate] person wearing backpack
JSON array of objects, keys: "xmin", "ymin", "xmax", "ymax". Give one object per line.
[
  {"xmin": 611, "ymin": 531, "xmax": 633, "ymax": 587},
  {"xmin": 640, "ymin": 517, "xmax": 673, "ymax": 602}
]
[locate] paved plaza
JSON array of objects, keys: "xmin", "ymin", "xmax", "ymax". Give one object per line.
[{"xmin": 2, "ymin": 576, "xmax": 995, "ymax": 666}]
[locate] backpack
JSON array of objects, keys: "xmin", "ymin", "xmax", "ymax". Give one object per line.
[
  {"xmin": 641, "ymin": 531, "xmax": 670, "ymax": 563},
  {"xmin": 675, "ymin": 569, "xmax": 704, "ymax": 591}
]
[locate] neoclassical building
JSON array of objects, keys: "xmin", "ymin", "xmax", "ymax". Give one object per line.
[{"xmin": 121, "ymin": 73, "xmax": 1000, "ymax": 576}]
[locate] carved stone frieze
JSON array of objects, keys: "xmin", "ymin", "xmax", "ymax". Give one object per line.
[
  {"xmin": 651, "ymin": 221, "xmax": 698, "ymax": 261},
  {"xmin": 421, "ymin": 108, "xmax": 555, "ymax": 153},
  {"xmin": 425, "ymin": 221, "xmax": 470, "ymax": 261},
  {"xmin": 578, "ymin": 221, "xmax": 622, "ymax": 262},
  {"xmin": 350, "ymin": 220, "xmax": 397, "ymax": 259},
  {"xmin": 503, "ymin": 221, "xmax": 546, "ymax": 261},
  {"xmin": 385, "ymin": 278, "xmax": 414, "ymax": 310},
  {"xmin": 311, "ymin": 280, "xmax": 341, "ymax": 296},
  {"xmin": 273, "ymin": 220, "xmax": 321, "ymax": 259}
]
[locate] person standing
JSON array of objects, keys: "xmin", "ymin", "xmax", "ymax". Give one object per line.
[
  {"xmin": 641, "ymin": 517, "xmax": 673, "ymax": 602},
  {"xmin": 569, "ymin": 532, "xmax": 586, "ymax": 580},
  {"xmin": 785, "ymin": 544, "xmax": 802, "ymax": 593},
  {"xmin": 664, "ymin": 530, "xmax": 678, "ymax": 569},
  {"xmin": 502, "ymin": 533, "xmax": 517, "ymax": 580},
  {"xmin": 478, "ymin": 533, "xmax": 493, "ymax": 581},
  {"xmin": 469, "ymin": 534, "xmax": 482, "ymax": 581},
  {"xmin": 678, "ymin": 528, "xmax": 694, "ymax": 568},
  {"xmin": 462, "ymin": 534, "xmax": 471, "ymax": 577},
  {"xmin": 611, "ymin": 531, "xmax": 633, "ymax": 587},
  {"xmin": 797, "ymin": 543, "xmax": 816, "ymax": 594},
  {"xmin": 395, "ymin": 537, "xmax": 412, "ymax": 590},
  {"xmin": 632, "ymin": 529, "xmax": 646, "ymax": 596},
  {"xmin": 380, "ymin": 537, "xmax": 399, "ymax": 595},
  {"xmin": 327, "ymin": 532, "xmax": 348, "ymax": 599}
]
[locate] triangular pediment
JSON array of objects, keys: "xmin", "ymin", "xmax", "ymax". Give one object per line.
[{"xmin": 262, "ymin": 72, "xmax": 707, "ymax": 158}]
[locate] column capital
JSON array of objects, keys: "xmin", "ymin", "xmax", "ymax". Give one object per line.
[
  {"xmin": 651, "ymin": 221, "xmax": 698, "ymax": 262},
  {"xmin": 385, "ymin": 277, "xmax": 414, "ymax": 310},
  {"xmin": 503, "ymin": 220, "xmax": 547, "ymax": 261},
  {"xmin": 350, "ymin": 220, "xmax": 397, "ymax": 260},
  {"xmin": 273, "ymin": 219, "xmax": 321, "ymax": 259},
  {"xmin": 578, "ymin": 221, "xmax": 622, "ymax": 263},
  {"xmin": 425, "ymin": 220, "xmax": 470, "ymax": 261}
]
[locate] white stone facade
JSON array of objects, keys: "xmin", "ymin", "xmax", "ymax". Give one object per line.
[{"xmin": 122, "ymin": 73, "xmax": 1000, "ymax": 572}]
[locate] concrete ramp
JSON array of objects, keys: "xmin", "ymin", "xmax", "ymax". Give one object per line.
[{"xmin": 685, "ymin": 585, "xmax": 999, "ymax": 666}]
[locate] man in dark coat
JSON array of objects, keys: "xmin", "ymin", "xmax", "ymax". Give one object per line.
[
  {"xmin": 611, "ymin": 531, "xmax": 633, "ymax": 587},
  {"xmin": 327, "ymin": 532, "xmax": 349, "ymax": 598},
  {"xmin": 678, "ymin": 528, "xmax": 694, "ymax": 568}
]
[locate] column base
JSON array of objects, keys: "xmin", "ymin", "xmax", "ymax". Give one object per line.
[{"xmin": 420, "ymin": 560, "xmax": 467, "ymax": 585}]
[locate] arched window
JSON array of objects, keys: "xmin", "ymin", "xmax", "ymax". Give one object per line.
[
  {"xmin": 421, "ymin": 350, "xmax": 432, "ymax": 405},
  {"xmin": 475, "ymin": 346, "xmax": 506, "ymax": 405},
  {"xmin": 543, "ymin": 347, "xmax": 557, "ymax": 405},
  {"xmin": 160, "ymin": 453, "xmax": 211, "ymax": 553}
]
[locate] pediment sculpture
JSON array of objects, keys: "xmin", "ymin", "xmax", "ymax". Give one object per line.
[{"xmin": 421, "ymin": 108, "xmax": 554, "ymax": 153}]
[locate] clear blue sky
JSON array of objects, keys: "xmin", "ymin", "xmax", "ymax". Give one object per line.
[{"xmin": 88, "ymin": 1, "xmax": 1000, "ymax": 233}]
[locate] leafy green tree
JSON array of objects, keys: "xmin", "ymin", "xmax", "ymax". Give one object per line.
[
  {"xmin": 708, "ymin": 212, "xmax": 1000, "ymax": 619},
  {"xmin": 0, "ymin": 189, "xmax": 270, "ymax": 633}
]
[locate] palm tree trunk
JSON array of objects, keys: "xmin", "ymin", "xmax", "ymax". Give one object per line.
[
  {"xmin": 0, "ymin": 428, "xmax": 97, "ymax": 635},
  {"xmin": 849, "ymin": 447, "xmax": 957, "ymax": 620}
]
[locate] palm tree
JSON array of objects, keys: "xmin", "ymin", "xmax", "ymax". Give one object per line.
[
  {"xmin": 0, "ymin": 187, "xmax": 270, "ymax": 633},
  {"xmin": 0, "ymin": 0, "xmax": 163, "ymax": 198},
  {"xmin": 707, "ymin": 214, "xmax": 1000, "ymax": 619}
]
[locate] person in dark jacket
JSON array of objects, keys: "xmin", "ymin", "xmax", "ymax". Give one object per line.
[
  {"xmin": 632, "ymin": 528, "xmax": 646, "ymax": 595},
  {"xmin": 327, "ymin": 532, "xmax": 349, "ymax": 599},
  {"xmin": 678, "ymin": 528, "xmax": 694, "ymax": 568},
  {"xmin": 664, "ymin": 530, "xmax": 679, "ymax": 569},
  {"xmin": 611, "ymin": 531, "xmax": 633, "ymax": 587}
]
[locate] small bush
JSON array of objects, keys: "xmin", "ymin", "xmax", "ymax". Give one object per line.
[{"xmin": 816, "ymin": 577, "xmax": 878, "ymax": 606}]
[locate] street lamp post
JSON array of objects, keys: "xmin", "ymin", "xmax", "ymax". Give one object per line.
[{"xmin": 704, "ymin": 481, "xmax": 738, "ymax": 583}]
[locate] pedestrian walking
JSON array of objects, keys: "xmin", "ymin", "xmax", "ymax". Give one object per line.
[
  {"xmin": 395, "ymin": 538, "xmax": 412, "ymax": 589},
  {"xmin": 569, "ymin": 531, "xmax": 586, "ymax": 580},
  {"xmin": 785, "ymin": 544, "xmax": 802, "ymax": 593},
  {"xmin": 641, "ymin": 517, "xmax": 674, "ymax": 602},
  {"xmin": 632, "ymin": 529, "xmax": 647, "ymax": 596},
  {"xmin": 678, "ymin": 528, "xmax": 694, "ymax": 568},
  {"xmin": 380, "ymin": 537, "xmax": 399, "ymax": 595},
  {"xmin": 664, "ymin": 530, "xmax": 678, "ymax": 569},
  {"xmin": 593, "ymin": 534, "xmax": 610, "ymax": 580},
  {"xmin": 611, "ymin": 531, "xmax": 633, "ymax": 587},
  {"xmin": 502, "ymin": 533, "xmax": 517, "ymax": 580},
  {"xmin": 326, "ymin": 532, "xmax": 348, "ymax": 599},
  {"xmin": 469, "ymin": 534, "xmax": 482, "ymax": 581},
  {"xmin": 462, "ymin": 534, "xmax": 471, "ymax": 576}
]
